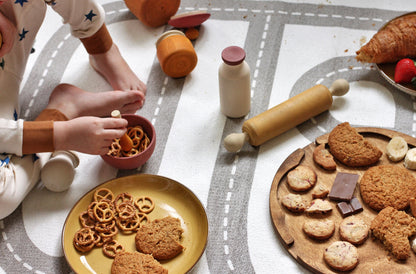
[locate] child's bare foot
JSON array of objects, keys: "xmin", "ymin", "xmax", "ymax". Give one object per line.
[
  {"xmin": 89, "ymin": 44, "xmax": 147, "ymax": 95},
  {"xmin": 46, "ymin": 83, "xmax": 145, "ymax": 119}
]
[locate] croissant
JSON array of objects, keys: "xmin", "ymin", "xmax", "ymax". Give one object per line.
[{"xmin": 356, "ymin": 12, "xmax": 416, "ymax": 64}]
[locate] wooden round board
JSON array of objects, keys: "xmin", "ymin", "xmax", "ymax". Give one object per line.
[{"xmin": 269, "ymin": 127, "xmax": 416, "ymax": 273}]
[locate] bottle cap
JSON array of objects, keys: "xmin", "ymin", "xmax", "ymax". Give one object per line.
[{"xmin": 221, "ymin": 46, "xmax": 246, "ymax": 65}]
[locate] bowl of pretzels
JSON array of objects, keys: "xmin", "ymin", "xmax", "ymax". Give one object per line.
[{"xmin": 101, "ymin": 114, "xmax": 156, "ymax": 169}]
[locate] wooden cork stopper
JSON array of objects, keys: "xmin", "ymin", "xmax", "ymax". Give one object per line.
[{"xmin": 156, "ymin": 30, "xmax": 198, "ymax": 78}]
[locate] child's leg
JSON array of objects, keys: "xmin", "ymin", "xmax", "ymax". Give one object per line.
[
  {"xmin": 46, "ymin": 83, "xmax": 145, "ymax": 119},
  {"xmin": 89, "ymin": 44, "xmax": 147, "ymax": 95},
  {"xmin": 0, "ymin": 155, "xmax": 41, "ymax": 219}
]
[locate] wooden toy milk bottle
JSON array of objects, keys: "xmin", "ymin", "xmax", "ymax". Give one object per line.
[{"xmin": 218, "ymin": 46, "xmax": 251, "ymax": 118}]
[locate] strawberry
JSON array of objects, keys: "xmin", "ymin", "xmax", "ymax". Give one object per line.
[{"xmin": 394, "ymin": 58, "xmax": 416, "ymax": 84}]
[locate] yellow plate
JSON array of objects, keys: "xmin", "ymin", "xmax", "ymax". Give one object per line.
[{"xmin": 62, "ymin": 174, "xmax": 208, "ymax": 274}]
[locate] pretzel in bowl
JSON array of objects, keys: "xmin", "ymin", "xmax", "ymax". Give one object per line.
[{"xmin": 106, "ymin": 125, "xmax": 150, "ymax": 158}]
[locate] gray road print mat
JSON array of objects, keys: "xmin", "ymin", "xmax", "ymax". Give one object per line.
[{"xmin": 1, "ymin": 0, "xmax": 414, "ymax": 273}]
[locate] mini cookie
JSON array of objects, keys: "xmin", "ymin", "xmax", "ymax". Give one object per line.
[
  {"xmin": 328, "ymin": 122, "xmax": 382, "ymax": 167},
  {"xmin": 313, "ymin": 143, "xmax": 336, "ymax": 170},
  {"xmin": 305, "ymin": 199, "xmax": 332, "ymax": 214},
  {"xmin": 281, "ymin": 193, "xmax": 307, "ymax": 213},
  {"xmin": 135, "ymin": 216, "xmax": 184, "ymax": 260},
  {"xmin": 311, "ymin": 184, "xmax": 329, "ymax": 199},
  {"xmin": 360, "ymin": 165, "xmax": 416, "ymax": 211},
  {"xmin": 339, "ymin": 216, "xmax": 369, "ymax": 245},
  {"xmin": 111, "ymin": 252, "xmax": 168, "ymax": 274},
  {"xmin": 287, "ymin": 165, "xmax": 317, "ymax": 191},
  {"xmin": 323, "ymin": 241, "xmax": 359, "ymax": 271},
  {"xmin": 303, "ymin": 219, "xmax": 335, "ymax": 240},
  {"xmin": 371, "ymin": 206, "xmax": 416, "ymax": 260}
]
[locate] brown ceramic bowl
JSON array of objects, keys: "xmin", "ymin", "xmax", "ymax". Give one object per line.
[{"xmin": 101, "ymin": 114, "xmax": 156, "ymax": 169}]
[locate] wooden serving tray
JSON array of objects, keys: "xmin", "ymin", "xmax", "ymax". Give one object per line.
[{"xmin": 269, "ymin": 127, "xmax": 416, "ymax": 273}]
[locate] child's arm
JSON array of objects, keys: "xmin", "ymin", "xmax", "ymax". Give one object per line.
[{"xmin": 0, "ymin": 9, "xmax": 16, "ymax": 57}]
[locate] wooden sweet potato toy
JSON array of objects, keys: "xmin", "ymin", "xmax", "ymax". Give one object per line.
[{"xmin": 124, "ymin": 0, "xmax": 180, "ymax": 27}]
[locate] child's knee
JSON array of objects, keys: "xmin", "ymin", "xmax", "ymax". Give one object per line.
[{"xmin": 0, "ymin": 197, "xmax": 21, "ymax": 219}]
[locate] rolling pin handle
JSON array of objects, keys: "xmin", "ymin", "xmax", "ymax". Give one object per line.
[
  {"xmin": 328, "ymin": 79, "xmax": 349, "ymax": 97},
  {"xmin": 224, "ymin": 132, "xmax": 249, "ymax": 152}
]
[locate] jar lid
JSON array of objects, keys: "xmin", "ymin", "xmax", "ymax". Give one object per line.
[
  {"xmin": 155, "ymin": 30, "xmax": 186, "ymax": 47},
  {"xmin": 221, "ymin": 46, "xmax": 246, "ymax": 65}
]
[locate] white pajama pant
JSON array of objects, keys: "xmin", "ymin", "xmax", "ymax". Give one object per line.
[{"xmin": 0, "ymin": 154, "xmax": 46, "ymax": 219}]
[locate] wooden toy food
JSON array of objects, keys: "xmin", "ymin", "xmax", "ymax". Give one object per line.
[
  {"xmin": 156, "ymin": 30, "xmax": 197, "ymax": 78},
  {"xmin": 223, "ymin": 79, "xmax": 349, "ymax": 152},
  {"xmin": 111, "ymin": 110, "xmax": 133, "ymax": 152},
  {"xmin": 124, "ymin": 0, "xmax": 180, "ymax": 27},
  {"xmin": 168, "ymin": 11, "xmax": 211, "ymax": 28},
  {"xmin": 356, "ymin": 12, "xmax": 416, "ymax": 64}
]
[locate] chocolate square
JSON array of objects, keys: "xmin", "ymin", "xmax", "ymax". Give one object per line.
[
  {"xmin": 337, "ymin": 202, "xmax": 353, "ymax": 217},
  {"xmin": 350, "ymin": 197, "xmax": 363, "ymax": 213},
  {"xmin": 329, "ymin": 172, "xmax": 359, "ymax": 202}
]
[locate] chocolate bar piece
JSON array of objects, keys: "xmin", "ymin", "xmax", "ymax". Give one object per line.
[
  {"xmin": 337, "ymin": 202, "xmax": 353, "ymax": 218},
  {"xmin": 329, "ymin": 172, "xmax": 359, "ymax": 201},
  {"xmin": 349, "ymin": 197, "xmax": 363, "ymax": 213}
]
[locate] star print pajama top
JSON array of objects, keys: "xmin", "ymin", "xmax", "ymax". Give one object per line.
[{"xmin": 0, "ymin": 0, "xmax": 112, "ymax": 219}]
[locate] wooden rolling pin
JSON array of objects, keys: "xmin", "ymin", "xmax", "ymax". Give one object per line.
[{"xmin": 223, "ymin": 79, "xmax": 349, "ymax": 152}]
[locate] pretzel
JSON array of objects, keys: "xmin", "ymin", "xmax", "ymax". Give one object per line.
[
  {"xmin": 102, "ymin": 240, "xmax": 124, "ymax": 258},
  {"xmin": 98, "ymin": 224, "xmax": 118, "ymax": 239},
  {"xmin": 107, "ymin": 125, "xmax": 150, "ymax": 158},
  {"xmin": 107, "ymin": 138, "xmax": 122, "ymax": 157},
  {"xmin": 121, "ymin": 148, "xmax": 140, "ymax": 157},
  {"xmin": 93, "ymin": 188, "xmax": 115, "ymax": 202},
  {"xmin": 117, "ymin": 202, "xmax": 136, "ymax": 220},
  {"xmin": 95, "ymin": 219, "xmax": 116, "ymax": 233},
  {"xmin": 73, "ymin": 227, "xmax": 96, "ymax": 252},
  {"xmin": 93, "ymin": 201, "xmax": 115, "ymax": 223},
  {"xmin": 114, "ymin": 193, "xmax": 134, "ymax": 211},
  {"xmin": 134, "ymin": 196, "xmax": 155, "ymax": 214},
  {"xmin": 139, "ymin": 135, "xmax": 150, "ymax": 152},
  {"xmin": 79, "ymin": 211, "xmax": 96, "ymax": 229},
  {"xmin": 127, "ymin": 126, "xmax": 144, "ymax": 148}
]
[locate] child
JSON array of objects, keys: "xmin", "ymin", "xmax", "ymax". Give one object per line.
[{"xmin": 0, "ymin": 0, "xmax": 147, "ymax": 219}]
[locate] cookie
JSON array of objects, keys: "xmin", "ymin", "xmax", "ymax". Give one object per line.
[
  {"xmin": 311, "ymin": 184, "xmax": 329, "ymax": 199},
  {"xmin": 281, "ymin": 193, "xmax": 307, "ymax": 213},
  {"xmin": 287, "ymin": 165, "xmax": 317, "ymax": 191},
  {"xmin": 111, "ymin": 251, "xmax": 168, "ymax": 274},
  {"xmin": 323, "ymin": 241, "xmax": 359, "ymax": 271},
  {"xmin": 303, "ymin": 219, "xmax": 335, "ymax": 240},
  {"xmin": 328, "ymin": 122, "xmax": 382, "ymax": 167},
  {"xmin": 339, "ymin": 216, "xmax": 369, "ymax": 245},
  {"xmin": 313, "ymin": 143, "xmax": 336, "ymax": 170},
  {"xmin": 360, "ymin": 165, "xmax": 416, "ymax": 211},
  {"xmin": 135, "ymin": 216, "xmax": 184, "ymax": 260},
  {"xmin": 370, "ymin": 206, "xmax": 416, "ymax": 260},
  {"xmin": 305, "ymin": 199, "xmax": 332, "ymax": 214}
]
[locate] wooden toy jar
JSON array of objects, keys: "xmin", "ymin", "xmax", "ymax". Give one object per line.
[
  {"xmin": 156, "ymin": 30, "xmax": 198, "ymax": 78},
  {"xmin": 124, "ymin": 0, "xmax": 180, "ymax": 27}
]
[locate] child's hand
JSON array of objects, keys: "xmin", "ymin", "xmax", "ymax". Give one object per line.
[
  {"xmin": 0, "ymin": 11, "xmax": 16, "ymax": 57},
  {"xmin": 53, "ymin": 117, "xmax": 128, "ymax": 155}
]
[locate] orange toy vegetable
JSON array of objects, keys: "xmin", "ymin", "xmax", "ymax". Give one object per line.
[{"xmin": 124, "ymin": 0, "xmax": 180, "ymax": 27}]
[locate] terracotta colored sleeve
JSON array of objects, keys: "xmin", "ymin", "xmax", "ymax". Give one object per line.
[
  {"xmin": 22, "ymin": 109, "xmax": 69, "ymax": 154},
  {"xmin": 80, "ymin": 23, "xmax": 113, "ymax": 54}
]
